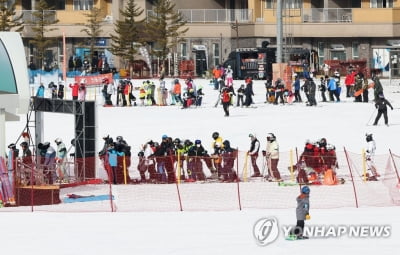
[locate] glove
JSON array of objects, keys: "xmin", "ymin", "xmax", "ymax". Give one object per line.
[
  {"xmin": 262, "ymin": 150, "xmax": 267, "ymax": 156},
  {"xmin": 305, "ymin": 214, "xmax": 311, "ymax": 220},
  {"xmin": 391, "ymin": 107, "xmax": 393, "ymax": 110}
]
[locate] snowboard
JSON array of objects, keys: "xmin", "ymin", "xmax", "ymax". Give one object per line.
[
  {"xmin": 278, "ymin": 181, "xmax": 298, "ymax": 186},
  {"xmin": 285, "ymin": 235, "xmax": 309, "ymax": 241},
  {"xmin": 353, "ymin": 82, "xmax": 375, "ymax": 97}
]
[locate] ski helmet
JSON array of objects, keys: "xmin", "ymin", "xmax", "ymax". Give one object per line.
[
  {"xmin": 162, "ymin": 135, "xmax": 168, "ymax": 140},
  {"xmin": 212, "ymin": 132, "xmax": 219, "ymax": 140},
  {"xmin": 378, "ymin": 93, "xmax": 384, "ymax": 98},
  {"xmin": 8, "ymin": 143, "xmax": 16, "ymax": 149},
  {"xmin": 20, "ymin": 141, "xmax": 28, "ymax": 147},
  {"xmin": 195, "ymin": 139, "xmax": 201, "ymax": 145},
  {"xmin": 55, "ymin": 138, "xmax": 62, "ymax": 144},
  {"xmin": 319, "ymin": 138, "xmax": 327, "ymax": 147},
  {"xmin": 173, "ymin": 138, "xmax": 181, "ymax": 144},
  {"xmin": 116, "ymin": 136, "xmax": 123, "ymax": 142},
  {"xmin": 366, "ymin": 133, "xmax": 373, "ymax": 142},
  {"xmin": 223, "ymin": 140, "xmax": 230, "ymax": 148},
  {"xmin": 301, "ymin": 186, "xmax": 310, "ymax": 194},
  {"xmin": 184, "ymin": 139, "xmax": 192, "ymax": 147},
  {"xmin": 266, "ymin": 133, "xmax": 276, "ymax": 142}
]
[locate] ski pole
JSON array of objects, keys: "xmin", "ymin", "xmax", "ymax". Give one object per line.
[{"xmin": 366, "ymin": 108, "xmax": 377, "ymax": 126}]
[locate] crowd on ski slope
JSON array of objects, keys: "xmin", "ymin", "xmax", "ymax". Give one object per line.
[
  {"xmin": 34, "ymin": 64, "xmax": 389, "ymax": 110},
  {"xmin": 93, "ymin": 130, "xmax": 381, "ymax": 185}
]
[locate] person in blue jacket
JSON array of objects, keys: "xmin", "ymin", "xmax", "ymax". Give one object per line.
[
  {"xmin": 107, "ymin": 143, "xmax": 124, "ymax": 184},
  {"xmin": 36, "ymin": 83, "xmax": 45, "ymax": 97}
]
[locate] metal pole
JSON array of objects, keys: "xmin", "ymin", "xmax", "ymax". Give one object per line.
[{"xmin": 276, "ymin": 0, "xmax": 283, "ymax": 63}]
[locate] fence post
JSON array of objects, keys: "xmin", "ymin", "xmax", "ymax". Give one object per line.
[
  {"xmin": 343, "ymin": 147, "xmax": 359, "ymax": 208},
  {"xmin": 175, "ymin": 182, "xmax": 183, "ymax": 212},
  {"xmin": 236, "ymin": 148, "xmax": 242, "ymax": 211},
  {"xmin": 389, "ymin": 149, "xmax": 400, "ymax": 182},
  {"xmin": 362, "ymin": 149, "xmax": 367, "ymax": 182}
]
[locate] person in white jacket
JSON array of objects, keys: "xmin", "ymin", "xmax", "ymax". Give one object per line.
[
  {"xmin": 266, "ymin": 133, "xmax": 282, "ymax": 181},
  {"xmin": 365, "ymin": 133, "xmax": 379, "ymax": 180}
]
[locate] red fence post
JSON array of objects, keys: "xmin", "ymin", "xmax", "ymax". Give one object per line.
[
  {"xmin": 236, "ymin": 149, "xmax": 242, "ymax": 211},
  {"xmin": 175, "ymin": 182, "xmax": 183, "ymax": 211},
  {"xmin": 389, "ymin": 149, "xmax": 400, "ymax": 182},
  {"xmin": 343, "ymin": 147, "xmax": 359, "ymax": 208}
]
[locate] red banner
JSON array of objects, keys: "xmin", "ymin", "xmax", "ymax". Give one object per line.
[{"xmin": 74, "ymin": 73, "xmax": 113, "ymax": 86}]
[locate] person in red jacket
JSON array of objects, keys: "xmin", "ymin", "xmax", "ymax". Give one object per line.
[
  {"xmin": 344, "ymin": 70, "xmax": 356, "ymax": 97},
  {"xmin": 69, "ymin": 82, "xmax": 79, "ymax": 100}
]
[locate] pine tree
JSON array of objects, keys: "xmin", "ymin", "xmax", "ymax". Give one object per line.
[
  {"xmin": 29, "ymin": 0, "xmax": 59, "ymax": 70},
  {"xmin": 81, "ymin": 7, "xmax": 103, "ymax": 71},
  {"xmin": 109, "ymin": 0, "xmax": 144, "ymax": 77},
  {"xmin": 0, "ymin": 0, "xmax": 24, "ymax": 32},
  {"xmin": 145, "ymin": 0, "xmax": 188, "ymax": 61}
]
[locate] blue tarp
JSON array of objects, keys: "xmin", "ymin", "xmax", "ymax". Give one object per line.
[{"xmin": 63, "ymin": 194, "xmax": 114, "ymax": 203}]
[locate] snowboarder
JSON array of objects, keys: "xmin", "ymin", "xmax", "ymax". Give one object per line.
[
  {"xmin": 373, "ymin": 93, "xmax": 393, "ymax": 126},
  {"xmin": 288, "ymin": 186, "xmax": 311, "ymax": 240},
  {"xmin": 365, "ymin": 133, "xmax": 379, "ymax": 181},
  {"xmin": 55, "ymin": 138, "xmax": 67, "ymax": 182},
  {"xmin": 248, "ymin": 134, "xmax": 261, "ymax": 177}
]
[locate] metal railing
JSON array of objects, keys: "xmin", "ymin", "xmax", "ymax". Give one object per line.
[
  {"xmin": 146, "ymin": 9, "xmax": 253, "ymax": 24},
  {"xmin": 15, "ymin": 10, "xmax": 57, "ymax": 23},
  {"xmin": 302, "ymin": 8, "xmax": 352, "ymax": 23}
]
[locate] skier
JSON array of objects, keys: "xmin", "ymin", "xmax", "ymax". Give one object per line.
[
  {"xmin": 187, "ymin": 139, "xmax": 207, "ymax": 181},
  {"xmin": 225, "ymin": 65, "xmax": 234, "ymax": 86},
  {"xmin": 319, "ymin": 76, "xmax": 327, "ymax": 102},
  {"xmin": 236, "ymin": 84, "xmax": 245, "ymax": 107},
  {"xmin": 373, "ymin": 93, "xmax": 393, "ymax": 126},
  {"xmin": 293, "ymin": 75, "xmax": 302, "ymax": 102},
  {"xmin": 244, "ymin": 77, "xmax": 254, "ymax": 107},
  {"xmin": 365, "ymin": 133, "xmax": 379, "ymax": 181},
  {"xmin": 372, "ymin": 73, "xmax": 384, "ymax": 102},
  {"xmin": 248, "ymin": 134, "xmax": 261, "ymax": 177},
  {"xmin": 288, "ymin": 186, "xmax": 311, "ymax": 240},
  {"xmin": 274, "ymin": 78, "xmax": 285, "ymax": 105},
  {"xmin": 266, "ymin": 133, "xmax": 282, "ymax": 181},
  {"xmin": 221, "ymin": 87, "xmax": 231, "ymax": 116}
]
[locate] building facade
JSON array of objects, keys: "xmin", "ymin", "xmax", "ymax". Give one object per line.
[{"xmin": 13, "ymin": 0, "xmax": 400, "ymax": 77}]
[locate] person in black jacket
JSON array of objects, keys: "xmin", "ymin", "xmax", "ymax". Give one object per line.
[{"xmin": 373, "ymin": 93, "xmax": 393, "ymax": 126}]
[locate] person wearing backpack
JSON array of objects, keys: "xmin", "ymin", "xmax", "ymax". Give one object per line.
[{"xmin": 221, "ymin": 87, "xmax": 231, "ymax": 117}]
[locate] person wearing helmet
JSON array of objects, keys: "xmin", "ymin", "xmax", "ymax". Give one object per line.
[
  {"xmin": 42, "ymin": 142, "xmax": 57, "ymax": 184},
  {"xmin": 288, "ymin": 186, "xmax": 311, "ymax": 240},
  {"xmin": 101, "ymin": 77, "xmax": 110, "ymax": 106},
  {"xmin": 186, "ymin": 139, "xmax": 207, "ymax": 181},
  {"xmin": 55, "ymin": 138, "xmax": 67, "ymax": 182},
  {"xmin": 266, "ymin": 133, "xmax": 282, "ymax": 181},
  {"xmin": 365, "ymin": 133, "xmax": 379, "ymax": 180},
  {"xmin": 220, "ymin": 140, "xmax": 238, "ymax": 182},
  {"xmin": 19, "ymin": 141, "xmax": 33, "ymax": 185},
  {"xmin": 248, "ymin": 134, "xmax": 261, "ymax": 177},
  {"xmin": 225, "ymin": 65, "xmax": 234, "ymax": 86},
  {"xmin": 372, "ymin": 72, "xmax": 383, "ymax": 102},
  {"xmin": 373, "ymin": 93, "xmax": 393, "ymax": 126}
]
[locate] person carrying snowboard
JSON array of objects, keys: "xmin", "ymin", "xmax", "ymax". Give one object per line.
[
  {"xmin": 365, "ymin": 133, "xmax": 379, "ymax": 181},
  {"xmin": 288, "ymin": 186, "xmax": 311, "ymax": 240}
]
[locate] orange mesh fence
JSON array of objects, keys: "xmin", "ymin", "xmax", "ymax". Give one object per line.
[{"xmin": 1, "ymin": 149, "xmax": 399, "ymax": 212}]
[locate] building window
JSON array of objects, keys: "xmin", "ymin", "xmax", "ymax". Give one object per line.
[
  {"xmin": 212, "ymin": 43, "xmax": 220, "ymax": 66},
  {"xmin": 265, "ymin": 0, "xmax": 274, "ymax": 9},
  {"xmin": 285, "ymin": 0, "xmax": 303, "ymax": 9},
  {"xmin": 318, "ymin": 42, "xmax": 325, "ymax": 66},
  {"xmin": 352, "ymin": 42, "xmax": 359, "ymax": 59},
  {"xmin": 47, "ymin": 0, "xmax": 66, "ymax": 10},
  {"xmin": 180, "ymin": 43, "xmax": 187, "ymax": 60},
  {"xmin": 370, "ymin": 0, "xmax": 393, "ymax": 8},
  {"xmin": 73, "ymin": 0, "xmax": 94, "ymax": 11}
]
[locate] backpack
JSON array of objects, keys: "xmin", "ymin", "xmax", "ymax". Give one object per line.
[{"xmin": 222, "ymin": 91, "xmax": 230, "ymax": 103}]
